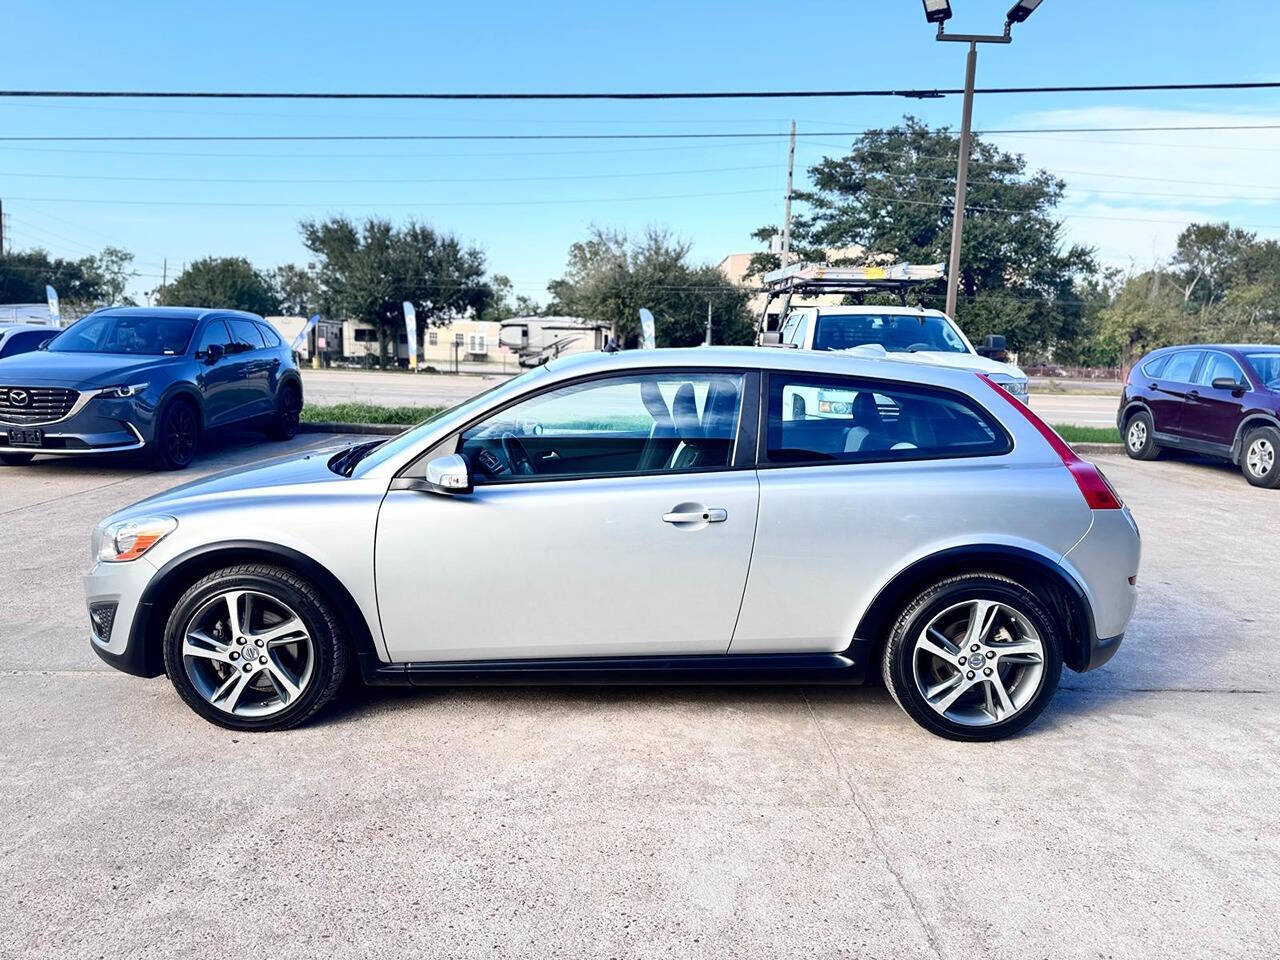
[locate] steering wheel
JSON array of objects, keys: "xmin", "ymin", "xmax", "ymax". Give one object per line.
[{"xmin": 500, "ymin": 432, "xmax": 536, "ymax": 476}]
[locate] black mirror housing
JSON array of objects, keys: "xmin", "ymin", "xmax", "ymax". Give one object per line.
[
  {"xmin": 203, "ymin": 343, "xmax": 225, "ymax": 363},
  {"xmin": 1211, "ymin": 376, "xmax": 1246, "ymax": 393}
]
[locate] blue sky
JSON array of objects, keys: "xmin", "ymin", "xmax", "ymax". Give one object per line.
[{"xmin": 3, "ymin": 0, "xmax": 1280, "ymax": 305}]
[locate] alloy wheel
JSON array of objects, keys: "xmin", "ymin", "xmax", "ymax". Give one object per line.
[
  {"xmin": 912, "ymin": 599, "xmax": 1046, "ymax": 727},
  {"xmin": 1247, "ymin": 437, "xmax": 1275, "ymax": 478},
  {"xmin": 181, "ymin": 589, "xmax": 314, "ymax": 718},
  {"xmin": 1127, "ymin": 419, "xmax": 1147, "ymax": 452},
  {"xmin": 165, "ymin": 403, "xmax": 198, "ymax": 465}
]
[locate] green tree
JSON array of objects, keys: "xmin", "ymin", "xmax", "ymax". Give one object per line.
[
  {"xmin": 749, "ymin": 117, "xmax": 1098, "ymax": 359},
  {"xmin": 480, "ymin": 274, "xmax": 541, "ymax": 323},
  {"xmin": 1097, "ymin": 270, "xmax": 1193, "ymax": 372},
  {"xmin": 300, "ymin": 216, "xmax": 492, "ymax": 364},
  {"xmin": 548, "ymin": 226, "xmax": 754, "ymax": 347},
  {"xmin": 271, "ymin": 263, "xmax": 321, "ymax": 316},
  {"xmin": 0, "ymin": 247, "xmax": 110, "ymax": 309},
  {"xmin": 89, "ymin": 246, "xmax": 138, "ymax": 306},
  {"xmin": 156, "ymin": 256, "xmax": 281, "ymax": 315}
]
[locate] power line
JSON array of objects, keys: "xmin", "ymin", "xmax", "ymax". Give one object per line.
[{"xmin": 3, "ymin": 80, "xmax": 1280, "ymax": 100}]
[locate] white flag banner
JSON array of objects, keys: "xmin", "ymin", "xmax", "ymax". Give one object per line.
[
  {"xmin": 291, "ymin": 314, "xmax": 320, "ymax": 352},
  {"xmin": 403, "ymin": 302, "xmax": 419, "ymax": 369},
  {"xmin": 638, "ymin": 308, "xmax": 656, "ymax": 350},
  {"xmin": 45, "ymin": 285, "xmax": 61, "ymax": 326}
]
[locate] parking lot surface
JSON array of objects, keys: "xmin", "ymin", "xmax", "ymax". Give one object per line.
[{"xmin": 2, "ymin": 439, "xmax": 1277, "ymax": 959}]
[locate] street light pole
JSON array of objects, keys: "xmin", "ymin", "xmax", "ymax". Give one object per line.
[{"xmin": 945, "ymin": 42, "xmax": 977, "ymax": 319}]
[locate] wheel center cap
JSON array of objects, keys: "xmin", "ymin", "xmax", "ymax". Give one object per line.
[{"xmin": 969, "ymin": 652, "xmax": 987, "ymax": 670}]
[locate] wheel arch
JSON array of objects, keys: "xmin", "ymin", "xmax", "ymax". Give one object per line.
[
  {"xmin": 1231, "ymin": 413, "xmax": 1280, "ymax": 463},
  {"xmin": 851, "ymin": 544, "xmax": 1097, "ymax": 673},
  {"xmin": 155, "ymin": 383, "xmax": 207, "ymax": 432},
  {"xmin": 1118, "ymin": 399, "xmax": 1152, "ymax": 430},
  {"xmin": 128, "ymin": 540, "xmax": 381, "ymax": 679}
]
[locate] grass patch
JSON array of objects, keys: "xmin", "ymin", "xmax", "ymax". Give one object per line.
[
  {"xmin": 302, "ymin": 402, "xmax": 444, "ymax": 426},
  {"xmin": 1052, "ymin": 424, "xmax": 1122, "ymax": 444}
]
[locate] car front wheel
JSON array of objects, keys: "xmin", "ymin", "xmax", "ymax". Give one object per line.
[
  {"xmin": 162, "ymin": 563, "xmax": 349, "ymax": 730},
  {"xmin": 153, "ymin": 397, "xmax": 200, "ymax": 470},
  {"xmin": 1124, "ymin": 410, "xmax": 1160, "ymax": 460},
  {"xmin": 1241, "ymin": 426, "xmax": 1280, "ymax": 488},
  {"xmin": 266, "ymin": 382, "xmax": 302, "ymax": 441},
  {"xmin": 882, "ymin": 573, "xmax": 1063, "ymax": 741}
]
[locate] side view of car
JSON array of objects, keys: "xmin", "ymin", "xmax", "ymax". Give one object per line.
[
  {"xmin": 84, "ymin": 347, "xmax": 1140, "ymax": 741},
  {"xmin": 1118, "ymin": 344, "xmax": 1280, "ymax": 488},
  {"xmin": 0, "ymin": 306, "xmax": 304, "ymax": 469}
]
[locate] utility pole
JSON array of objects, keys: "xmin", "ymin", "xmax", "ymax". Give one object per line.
[
  {"xmin": 945, "ymin": 44, "xmax": 977, "ymax": 318},
  {"xmin": 0, "ymin": 199, "xmax": 5, "ymax": 255},
  {"xmin": 780, "ymin": 120, "xmax": 797, "ymax": 266},
  {"xmin": 704, "ymin": 300, "xmax": 712, "ymax": 346}
]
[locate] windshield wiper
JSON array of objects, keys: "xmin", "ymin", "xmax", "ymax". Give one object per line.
[{"xmin": 328, "ymin": 439, "xmax": 384, "ymax": 477}]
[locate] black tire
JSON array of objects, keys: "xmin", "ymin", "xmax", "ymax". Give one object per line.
[
  {"xmin": 0, "ymin": 453, "xmax": 35, "ymax": 466},
  {"xmin": 266, "ymin": 381, "xmax": 302, "ymax": 441},
  {"xmin": 1123, "ymin": 409, "xmax": 1161, "ymax": 460},
  {"xmin": 881, "ymin": 573, "xmax": 1064, "ymax": 742},
  {"xmin": 152, "ymin": 396, "xmax": 201, "ymax": 470},
  {"xmin": 1240, "ymin": 425, "xmax": 1280, "ymax": 489},
  {"xmin": 162, "ymin": 563, "xmax": 349, "ymax": 731}
]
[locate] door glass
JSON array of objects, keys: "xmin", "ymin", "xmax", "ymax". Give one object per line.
[
  {"xmin": 782, "ymin": 312, "xmax": 809, "ymax": 347},
  {"xmin": 766, "ymin": 373, "xmax": 1008, "ymax": 463},
  {"xmin": 1195, "ymin": 353, "xmax": 1243, "ymax": 387},
  {"xmin": 1161, "ymin": 351, "xmax": 1202, "ymax": 383},
  {"xmin": 195, "ymin": 320, "xmax": 234, "ymax": 355},
  {"xmin": 228, "ymin": 318, "xmax": 265, "ymax": 350},
  {"xmin": 459, "ymin": 372, "xmax": 744, "ymax": 482}
]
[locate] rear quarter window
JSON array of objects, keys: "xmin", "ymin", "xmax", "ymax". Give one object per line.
[
  {"xmin": 764, "ymin": 372, "xmax": 1011, "ymax": 465},
  {"xmin": 1140, "ymin": 355, "xmax": 1169, "ymax": 377}
]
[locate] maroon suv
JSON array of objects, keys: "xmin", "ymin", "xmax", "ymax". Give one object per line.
[{"xmin": 1118, "ymin": 344, "xmax": 1280, "ymax": 488}]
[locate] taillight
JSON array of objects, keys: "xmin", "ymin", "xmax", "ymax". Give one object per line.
[{"xmin": 977, "ymin": 374, "xmax": 1123, "ymax": 510}]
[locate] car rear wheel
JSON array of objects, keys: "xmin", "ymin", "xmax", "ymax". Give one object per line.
[
  {"xmin": 0, "ymin": 453, "xmax": 35, "ymax": 466},
  {"xmin": 882, "ymin": 573, "xmax": 1063, "ymax": 741},
  {"xmin": 162, "ymin": 563, "xmax": 349, "ymax": 731},
  {"xmin": 1241, "ymin": 426, "xmax": 1280, "ymax": 488},
  {"xmin": 1124, "ymin": 410, "xmax": 1160, "ymax": 460},
  {"xmin": 266, "ymin": 382, "xmax": 302, "ymax": 441},
  {"xmin": 153, "ymin": 397, "xmax": 200, "ymax": 470}
]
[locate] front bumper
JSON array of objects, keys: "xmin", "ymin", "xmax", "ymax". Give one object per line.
[
  {"xmin": 84, "ymin": 556, "xmax": 164, "ymax": 677},
  {"xmin": 0, "ymin": 394, "xmax": 150, "ymax": 456}
]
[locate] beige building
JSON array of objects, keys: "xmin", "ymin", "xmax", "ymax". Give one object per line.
[{"xmin": 342, "ymin": 316, "xmax": 513, "ymax": 369}]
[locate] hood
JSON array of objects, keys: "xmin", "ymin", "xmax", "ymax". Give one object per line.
[
  {"xmin": 117, "ymin": 442, "xmax": 353, "ymax": 518},
  {"xmin": 838, "ymin": 345, "xmax": 1026, "ymax": 380},
  {"xmin": 0, "ymin": 350, "xmax": 180, "ymax": 389}
]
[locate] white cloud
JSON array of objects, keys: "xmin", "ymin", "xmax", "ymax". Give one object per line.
[{"xmin": 982, "ymin": 106, "xmax": 1280, "ymax": 266}]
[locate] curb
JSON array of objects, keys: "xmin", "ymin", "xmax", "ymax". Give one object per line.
[
  {"xmin": 300, "ymin": 421, "xmax": 405, "ymax": 436},
  {"xmin": 304, "ymin": 421, "xmax": 1129, "ymax": 457}
]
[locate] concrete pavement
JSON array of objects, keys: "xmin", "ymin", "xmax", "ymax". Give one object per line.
[{"xmin": 2, "ymin": 440, "xmax": 1277, "ymax": 959}]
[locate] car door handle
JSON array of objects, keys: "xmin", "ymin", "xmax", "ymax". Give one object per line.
[
  {"xmin": 1188, "ymin": 389, "xmax": 1200, "ymax": 398},
  {"xmin": 663, "ymin": 507, "xmax": 727, "ymax": 524}
]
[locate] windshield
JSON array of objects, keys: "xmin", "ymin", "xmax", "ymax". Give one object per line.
[
  {"xmin": 48, "ymin": 313, "xmax": 196, "ymax": 356},
  {"xmin": 351, "ymin": 365, "xmax": 551, "ymax": 474},
  {"xmin": 1245, "ymin": 352, "xmax": 1280, "ymax": 389},
  {"xmin": 813, "ymin": 313, "xmax": 970, "ymax": 354}
]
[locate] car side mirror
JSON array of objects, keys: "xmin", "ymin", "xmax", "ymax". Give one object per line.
[
  {"xmin": 1211, "ymin": 376, "xmax": 1246, "ymax": 394},
  {"xmin": 425, "ymin": 453, "xmax": 472, "ymax": 495},
  {"xmin": 202, "ymin": 343, "xmax": 224, "ymax": 364},
  {"xmin": 977, "ymin": 334, "xmax": 1007, "ymax": 360},
  {"xmin": 760, "ymin": 331, "xmax": 782, "ymax": 346},
  {"xmin": 38, "ymin": 338, "xmax": 52, "ymax": 351}
]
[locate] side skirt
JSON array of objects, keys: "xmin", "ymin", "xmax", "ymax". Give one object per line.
[
  {"xmin": 1152, "ymin": 431, "xmax": 1234, "ymax": 460},
  {"xmin": 363, "ymin": 651, "xmax": 870, "ymax": 687}
]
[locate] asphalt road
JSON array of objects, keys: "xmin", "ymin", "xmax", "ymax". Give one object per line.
[
  {"xmin": 2, "ymin": 438, "xmax": 1277, "ymax": 959},
  {"xmin": 303, "ymin": 368, "xmax": 1123, "ymax": 428}
]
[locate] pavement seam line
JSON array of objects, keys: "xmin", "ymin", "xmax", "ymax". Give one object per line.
[{"xmin": 801, "ymin": 689, "xmax": 948, "ymax": 960}]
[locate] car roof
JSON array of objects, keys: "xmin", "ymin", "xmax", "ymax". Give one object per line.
[
  {"xmin": 542, "ymin": 345, "xmax": 985, "ymax": 393},
  {"xmin": 85, "ymin": 306, "xmax": 265, "ymax": 322},
  {"xmin": 1150, "ymin": 343, "xmax": 1280, "ymax": 355}
]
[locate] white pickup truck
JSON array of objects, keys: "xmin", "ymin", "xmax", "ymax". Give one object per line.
[{"xmin": 774, "ymin": 303, "xmax": 1030, "ymax": 400}]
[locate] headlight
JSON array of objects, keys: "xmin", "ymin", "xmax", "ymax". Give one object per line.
[
  {"xmin": 990, "ymin": 376, "xmax": 1029, "ymax": 399},
  {"xmin": 97, "ymin": 515, "xmax": 177, "ymax": 563},
  {"xmin": 95, "ymin": 382, "xmax": 150, "ymax": 399}
]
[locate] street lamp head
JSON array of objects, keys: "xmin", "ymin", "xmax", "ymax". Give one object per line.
[
  {"xmin": 1006, "ymin": 0, "xmax": 1043, "ymax": 23},
  {"xmin": 922, "ymin": 0, "xmax": 952, "ymax": 24}
]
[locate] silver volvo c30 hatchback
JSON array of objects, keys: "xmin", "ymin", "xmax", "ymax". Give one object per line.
[{"xmin": 85, "ymin": 347, "xmax": 1140, "ymax": 740}]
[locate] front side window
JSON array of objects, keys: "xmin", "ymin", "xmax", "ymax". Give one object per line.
[
  {"xmin": 765, "ymin": 373, "xmax": 1008, "ymax": 464},
  {"xmin": 48, "ymin": 313, "xmax": 196, "ymax": 356},
  {"xmin": 1161, "ymin": 350, "xmax": 1202, "ymax": 383},
  {"xmin": 459, "ymin": 371, "xmax": 745, "ymax": 482},
  {"xmin": 1245, "ymin": 352, "xmax": 1280, "ymax": 390},
  {"xmin": 1195, "ymin": 352, "xmax": 1245, "ymax": 387},
  {"xmin": 812, "ymin": 313, "xmax": 969, "ymax": 354}
]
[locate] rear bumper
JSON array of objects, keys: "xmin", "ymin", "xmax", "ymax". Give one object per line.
[{"xmin": 1081, "ymin": 631, "xmax": 1124, "ymax": 672}]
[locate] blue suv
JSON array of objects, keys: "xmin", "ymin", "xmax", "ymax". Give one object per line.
[{"xmin": 0, "ymin": 307, "xmax": 304, "ymax": 470}]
